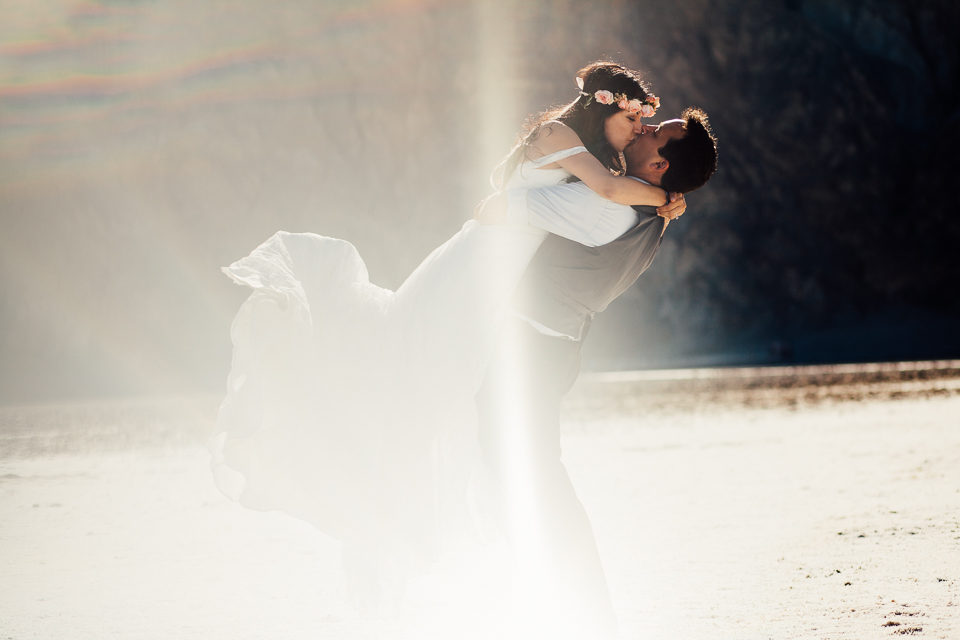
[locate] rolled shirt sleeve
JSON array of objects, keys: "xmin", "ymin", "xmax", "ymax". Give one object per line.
[{"xmin": 505, "ymin": 180, "xmax": 641, "ymax": 247}]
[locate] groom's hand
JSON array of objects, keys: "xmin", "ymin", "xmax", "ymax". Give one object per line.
[
  {"xmin": 656, "ymin": 192, "xmax": 686, "ymax": 221},
  {"xmin": 474, "ymin": 192, "xmax": 508, "ymax": 224}
]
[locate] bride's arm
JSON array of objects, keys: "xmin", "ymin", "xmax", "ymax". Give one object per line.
[
  {"xmin": 561, "ymin": 153, "xmax": 668, "ymax": 206},
  {"xmin": 532, "ymin": 123, "xmax": 668, "ymax": 207}
]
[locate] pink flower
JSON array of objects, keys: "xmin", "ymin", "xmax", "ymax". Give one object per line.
[
  {"xmin": 625, "ymin": 99, "xmax": 644, "ymax": 113},
  {"xmin": 640, "ymin": 103, "xmax": 656, "ymax": 117},
  {"xmin": 594, "ymin": 90, "xmax": 614, "ymax": 105},
  {"xmin": 617, "ymin": 97, "xmax": 629, "ymax": 110},
  {"xmin": 649, "ymin": 95, "xmax": 660, "ymax": 109}
]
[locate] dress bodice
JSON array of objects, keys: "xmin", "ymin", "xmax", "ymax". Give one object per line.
[{"xmin": 503, "ymin": 145, "xmax": 588, "ymax": 191}]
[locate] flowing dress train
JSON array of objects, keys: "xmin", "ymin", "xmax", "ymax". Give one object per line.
[{"xmin": 209, "ymin": 147, "xmax": 586, "ymax": 608}]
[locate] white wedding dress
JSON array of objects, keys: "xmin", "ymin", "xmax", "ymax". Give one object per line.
[{"xmin": 209, "ymin": 146, "xmax": 587, "ymax": 609}]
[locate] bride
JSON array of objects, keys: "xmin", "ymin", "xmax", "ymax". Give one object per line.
[{"xmin": 209, "ymin": 60, "xmax": 680, "ymax": 626}]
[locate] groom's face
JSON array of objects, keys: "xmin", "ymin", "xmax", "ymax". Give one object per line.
[{"xmin": 624, "ymin": 119, "xmax": 686, "ymax": 181}]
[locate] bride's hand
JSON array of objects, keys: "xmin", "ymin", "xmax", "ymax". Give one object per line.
[
  {"xmin": 656, "ymin": 192, "xmax": 685, "ymax": 221},
  {"xmin": 474, "ymin": 192, "xmax": 508, "ymax": 224}
]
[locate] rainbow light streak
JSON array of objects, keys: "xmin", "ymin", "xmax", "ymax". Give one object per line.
[
  {"xmin": 0, "ymin": 0, "xmax": 484, "ymax": 398},
  {"xmin": 0, "ymin": 1, "xmax": 464, "ymax": 164},
  {"xmin": 0, "ymin": 44, "xmax": 293, "ymax": 99}
]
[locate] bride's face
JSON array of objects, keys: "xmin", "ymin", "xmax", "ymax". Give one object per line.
[{"xmin": 603, "ymin": 110, "xmax": 643, "ymax": 152}]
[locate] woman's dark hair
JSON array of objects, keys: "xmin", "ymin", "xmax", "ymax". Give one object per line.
[{"xmin": 494, "ymin": 61, "xmax": 651, "ymax": 188}]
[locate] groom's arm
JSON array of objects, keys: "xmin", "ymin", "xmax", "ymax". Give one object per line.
[{"xmin": 505, "ymin": 181, "xmax": 640, "ymax": 247}]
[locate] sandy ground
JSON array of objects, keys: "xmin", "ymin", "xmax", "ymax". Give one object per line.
[{"xmin": 1, "ymin": 364, "xmax": 958, "ymax": 639}]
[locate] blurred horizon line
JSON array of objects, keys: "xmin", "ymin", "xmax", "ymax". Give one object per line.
[{"xmin": 3, "ymin": 358, "xmax": 960, "ymax": 408}]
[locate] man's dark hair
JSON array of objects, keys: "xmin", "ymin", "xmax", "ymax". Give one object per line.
[{"xmin": 659, "ymin": 107, "xmax": 718, "ymax": 194}]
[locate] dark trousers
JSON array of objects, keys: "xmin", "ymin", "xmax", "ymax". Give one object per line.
[{"xmin": 476, "ymin": 317, "xmax": 617, "ymax": 638}]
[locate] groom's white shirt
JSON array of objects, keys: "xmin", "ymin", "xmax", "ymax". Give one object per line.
[
  {"xmin": 505, "ymin": 176, "xmax": 651, "ymax": 247},
  {"xmin": 504, "ymin": 176, "xmax": 654, "ymax": 339}
]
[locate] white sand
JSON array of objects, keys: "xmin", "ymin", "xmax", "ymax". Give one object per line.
[{"xmin": 1, "ymin": 392, "xmax": 958, "ymax": 639}]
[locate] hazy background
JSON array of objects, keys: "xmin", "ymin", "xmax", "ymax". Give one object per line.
[{"xmin": 1, "ymin": 0, "xmax": 958, "ymax": 404}]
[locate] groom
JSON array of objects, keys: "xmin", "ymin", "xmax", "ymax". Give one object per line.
[{"xmin": 475, "ymin": 108, "xmax": 718, "ymax": 637}]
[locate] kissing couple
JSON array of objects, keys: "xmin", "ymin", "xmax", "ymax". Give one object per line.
[{"xmin": 210, "ymin": 60, "xmax": 717, "ymax": 638}]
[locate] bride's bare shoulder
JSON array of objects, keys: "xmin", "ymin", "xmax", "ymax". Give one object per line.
[{"xmin": 526, "ymin": 121, "xmax": 585, "ymax": 159}]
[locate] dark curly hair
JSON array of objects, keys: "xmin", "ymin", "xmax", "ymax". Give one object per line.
[
  {"xmin": 495, "ymin": 61, "xmax": 651, "ymax": 188},
  {"xmin": 658, "ymin": 107, "xmax": 718, "ymax": 194}
]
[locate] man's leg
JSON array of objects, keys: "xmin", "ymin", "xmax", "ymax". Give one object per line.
[{"xmin": 476, "ymin": 317, "xmax": 617, "ymax": 638}]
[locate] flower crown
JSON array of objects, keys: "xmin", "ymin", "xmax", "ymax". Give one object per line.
[{"xmin": 576, "ymin": 76, "xmax": 659, "ymax": 117}]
